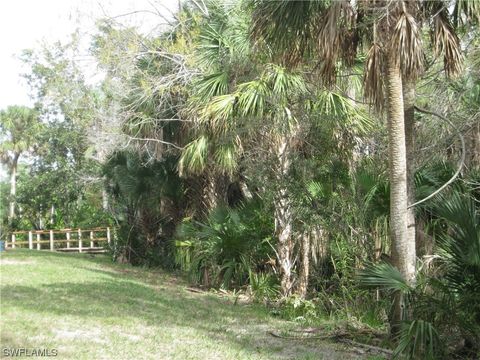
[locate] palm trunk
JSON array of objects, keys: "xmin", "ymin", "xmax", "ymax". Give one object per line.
[
  {"xmin": 102, "ymin": 188, "xmax": 109, "ymax": 211},
  {"xmin": 296, "ymin": 229, "xmax": 310, "ymax": 299},
  {"xmin": 403, "ymin": 81, "xmax": 417, "ymax": 257},
  {"xmin": 386, "ymin": 55, "xmax": 415, "ymax": 332},
  {"xmin": 203, "ymin": 171, "xmax": 228, "ymax": 214},
  {"xmin": 8, "ymin": 153, "xmax": 20, "ymax": 223},
  {"xmin": 274, "ymin": 135, "xmax": 294, "ymax": 297}
]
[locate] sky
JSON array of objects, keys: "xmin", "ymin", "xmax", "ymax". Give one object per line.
[
  {"xmin": 0, "ymin": 0, "xmax": 179, "ymax": 181},
  {"xmin": 0, "ymin": 0, "xmax": 179, "ymax": 109}
]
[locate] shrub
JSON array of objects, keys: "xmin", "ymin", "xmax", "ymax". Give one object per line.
[{"xmin": 175, "ymin": 199, "xmax": 275, "ymax": 289}]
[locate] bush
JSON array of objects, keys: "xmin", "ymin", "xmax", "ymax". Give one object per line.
[
  {"xmin": 175, "ymin": 199, "xmax": 275, "ymax": 289},
  {"xmin": 358, "ymin": 191, "xmax": 480, "ymax": 359},
  {"xmin": 276, "ymin": 295, "xmax": 318, "ymax": 323}
]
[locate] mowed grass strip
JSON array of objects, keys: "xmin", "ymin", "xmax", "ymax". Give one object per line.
[{"xmin": 1, "ymin": 250, "xmax": 362, "ymax": 360}]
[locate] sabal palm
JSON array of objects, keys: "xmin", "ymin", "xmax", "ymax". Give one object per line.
[
  {"xmin": 103, "ymin": 150, "xmax": 183, "ymax": 264},
  {"xmin": 192, "ymin": 60, "xmax": 309, "ymax": 295},
  {"xmin": 359, "ymin": 191, "xmax": 480, "ymax": 358},
  {"xmin": 178, "ymin": 1, "xmax": 253, "ymax": 213},
  {"xmin": 0, "ymin": 106, "xmax": 41, "ymax": 222},
  {"xmin": 251, "ymin": 0, "xmax": 476, "ymax": 324},
  {"xmin": 181, "ymin": 0, "xmax": 372, "ymax": 296}
]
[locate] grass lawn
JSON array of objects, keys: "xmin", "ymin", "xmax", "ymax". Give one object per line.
[{"xmin": 1, "ymin": 249, "xmax": 372, "ymax": 359}]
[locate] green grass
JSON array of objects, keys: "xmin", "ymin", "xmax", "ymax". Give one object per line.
[{"xmin": 1, "ymin": 250, "xmax": 364, "ymax": 359}]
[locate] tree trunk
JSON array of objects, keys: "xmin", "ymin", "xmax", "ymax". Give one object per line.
[
  {"xmin": 386, "ymin": 55, "xmax": 415, "ymax": 332},
  {"xmin": 50, "ymin": 204, "xmax": 55, "ymax": 225},
  {"xmin": 203, "ymin": 171, "xmax": 228, "ymax": 214},
  {"xmin": 403, "ymin": 81, "xmax": 417, "ymax": 262},
  {"xmin": 8, "ymin": 153, "xmax": 20, "ymax": 223},
  {"xmin": 274, "ymin": 135, "xmax": 294, "ymax": 297},
  {"xmin": 296, "ymin": 229, "xmax": 310, "ymax": 299},
  {"xmin": 466, "ymin": 121, "xmax": 480, "ymax": 169},
  {"xmin": 474, "ymin": 121, "xmax": 480, "ymax": 167},
  {"xmin": 102, "ymin": 187, "xmax": 109, "ymax": 211}
]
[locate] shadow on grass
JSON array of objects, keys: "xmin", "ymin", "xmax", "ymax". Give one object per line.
[{"xmin": 1, "ymin": 250, "xmax": 357, "ymax": 359}]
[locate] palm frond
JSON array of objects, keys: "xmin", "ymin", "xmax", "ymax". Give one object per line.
[
  {"xmin": 393, "ymin": 320, "xmax": 440, "ymax": 360},
  {"xmin": 315, "ymin": 1, "xmax": 355, "ymax": 84},
  {"xmin": 435, "ymin": 192, "xmax": 480, "ymax": 269},
  {"xmin": 363, "ymin": 43, "xmax": 385, "ymax": 112},
  {"xmin": 358, "ymin": 262, "xmax": 412, "ymax": 293},
  {"xmin": 194, "ymin": 71, "xmax": 230, "ymax": 101},
  {"xmin": 433, "ymin": 11, "xmax": 463, "ymax": 78},
  {"xmin": 236, "ymin": 79, "xmax": 268, "ymax": 117},
  {"xmin": 200, "ymin": 94, "xmax": 236, "ymax": 133},
  {"xmin": 251, "ymin": 0, "xmax": 321, "ymax": 66},
  {"xmin": 178, "ymin": 135, "xmax": 209, "ymax": 176},
  {"xmin": 390, "ymin": 10, "xmax": 424, "ymax": 80},
  {"xmin": 453, "ymin": 0, "xmax": 480, "ymax": 26},
  {"xmin": 214, "ymin": 142, "xmax": 238, "ymax": 176}
]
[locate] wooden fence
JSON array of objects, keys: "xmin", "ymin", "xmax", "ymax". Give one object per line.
[{"xmin": 5, "ymin": 227, "xmax": 111, "ymax": 253}]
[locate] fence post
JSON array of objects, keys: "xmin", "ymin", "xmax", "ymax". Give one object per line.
[
  {"xmin": 11, "ymin": 234, "xmax": 16, "ymax": 249},
  {"xmin": 66, "ymin": 231, "xmax": 71, "ymax": 249},
  {"xmin": 90, "ymin": 231, "xmax": 94, "ymax": 249},
  {"xmin": 49, "ymin": 230, "xmax": 54, "ymax": 251},
  {"xmin": 37, "ymin": 233, "xmax": 41, "ymax": 250},
  {"xmin": 78, "ymin": 229, "xmax": 82, "ymax": 253},
  {"xmin": 107, "ymin": 227, "xmax": 111, "ymax": 245},
  {"xmin": 28, "ymin": 231, "xmax": 33, "ymax": 249}
]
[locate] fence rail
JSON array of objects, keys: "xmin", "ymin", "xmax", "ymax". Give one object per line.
[{"xmin": 5, "ymin": 227, "xmax": 111, "ymax": 253}]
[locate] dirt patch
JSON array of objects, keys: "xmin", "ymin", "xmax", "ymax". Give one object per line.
[
  {"xmin": 54, "ymin": 327, "xmax": 107, "ymax": 344},
  {"xmin": 0, "ymin": 259, "xmax": 36, "ymax": 266}
]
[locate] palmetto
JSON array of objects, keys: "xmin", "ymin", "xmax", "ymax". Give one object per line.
[
  {"xmin": 250, "ymin": 0, "xmax": 476, "ymax": 327},
  {"xmin": 359, "ymin": 191, "xmax": 480, "ymax": 358}
]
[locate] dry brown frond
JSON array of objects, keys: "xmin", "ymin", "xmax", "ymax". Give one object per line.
[
  {"xmin": 315, "ymin": 0, "xmax": 356, "ymax": 85},
  {"xmin": 363, "ymin": 43, "xmax": 385, "ymax": 113},
  {"xmin": 433, "ymin": 12, "xmax": 463, "ymax": 78},
  {"xmin": 390, "ymin": 10, "xmax": 424, "ymax": 80}
]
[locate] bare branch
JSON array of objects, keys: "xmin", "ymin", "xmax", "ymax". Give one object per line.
[
  {"xmin": 408, "ymin": 105, "xmax": 466, "ymax": 208},
  {"xmin": 125, "ymin": 136, "xmax": 184, "ymax": 150}
]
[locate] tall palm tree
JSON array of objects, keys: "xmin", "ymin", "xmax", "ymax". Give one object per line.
[
  {"xmin": 194, "ymin": 62, "xmax": 309, "ymax": 296},
  {"xmin": 183, "ymin": 1, "xmax": 372, "ymax": 297},
  {"xmin": 251, "ymin": 0, "xmax": 473, "ymax": 328},
  {"xmin": 178, "ymin": 0, "xmax": 253, "ymax": 214},
  {"xmin": 0, "ymin": 106, "xmax": 41, "ymax": 223}
]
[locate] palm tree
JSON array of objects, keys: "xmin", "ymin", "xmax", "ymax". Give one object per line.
[
  {"xmin": 182, "ymin": 1, "xmax": 371, "ymax": 296},
  {"xmin": 195, "ymin": 62, "xmax": 308, "ymax": 296},
  {"xmin": 251, "ymin": 0, "xmax": 473, "ymax": 328},
  {"xmin": 0, "ymin": 106, "xmax": 41, "ymax": 223},
  {"xmin": 178, "ymin": 0, "xmax": 253, "ymax": 214},
  {"xmin": 359, "ymin": 191, "xmax": 480, "ymax": 358}
]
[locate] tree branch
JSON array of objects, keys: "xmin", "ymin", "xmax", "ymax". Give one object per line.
[
  {"xmin": 408, "ymin": 105, "xmax": 466, "ymax": 208},
  {"xmin": 125, "ymin": 136, "xmax": 184, "ymax": 150}
]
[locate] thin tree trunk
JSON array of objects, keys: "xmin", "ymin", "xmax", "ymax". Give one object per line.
[
  {"xmin": 274, "ymin": 135, "xmax": 294, "ymax": 297},
  {"xmin": 8, "ymin": 153, "xmax": 20, "ymax": 223},
  {"xmin": 50, "ymin": 204, "xmax": 55, "ymax": 225},
  {"xmin": 403, "ymin": 81, "xmax": 417, "ymax": 257},
  {"xmin": 475, "ymin": 121, "xmax": 480, "ymax": 167},
  {"xmin": 467, "ymin": 121, "xmax": 480, "ymax": 169},
  {"xmin": 102, "ymin": 187, "xmax": 109, "ymax": 211},
  {"xmin": 386, "ymin": 55, "xmax": 415, "ymax": 333},
  {"xmin": 296, "ymin": 229, "xmax": 310, "ymax": 299}
]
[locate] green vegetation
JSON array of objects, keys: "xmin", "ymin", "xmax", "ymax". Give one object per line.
[
  {"xmin": 1, "ymin": 250, "xmax": 366, "ymax": 360},
  {"xmin": 1, "ymin": 1, "xmax": 479, "ymax": 359}
]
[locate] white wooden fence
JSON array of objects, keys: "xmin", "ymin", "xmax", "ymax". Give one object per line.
[{"xmin": 5, "ymin": 227, "xmax": 111, "ymax": 253}]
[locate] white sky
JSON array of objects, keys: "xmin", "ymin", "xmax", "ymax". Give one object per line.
[
  {"xmin": 0, "ymin": 0, "xmax": 179, "ymax": 109},
  {"xmin": 0, "ymin": 0, "xmax": 179, "ymax": 182}
]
